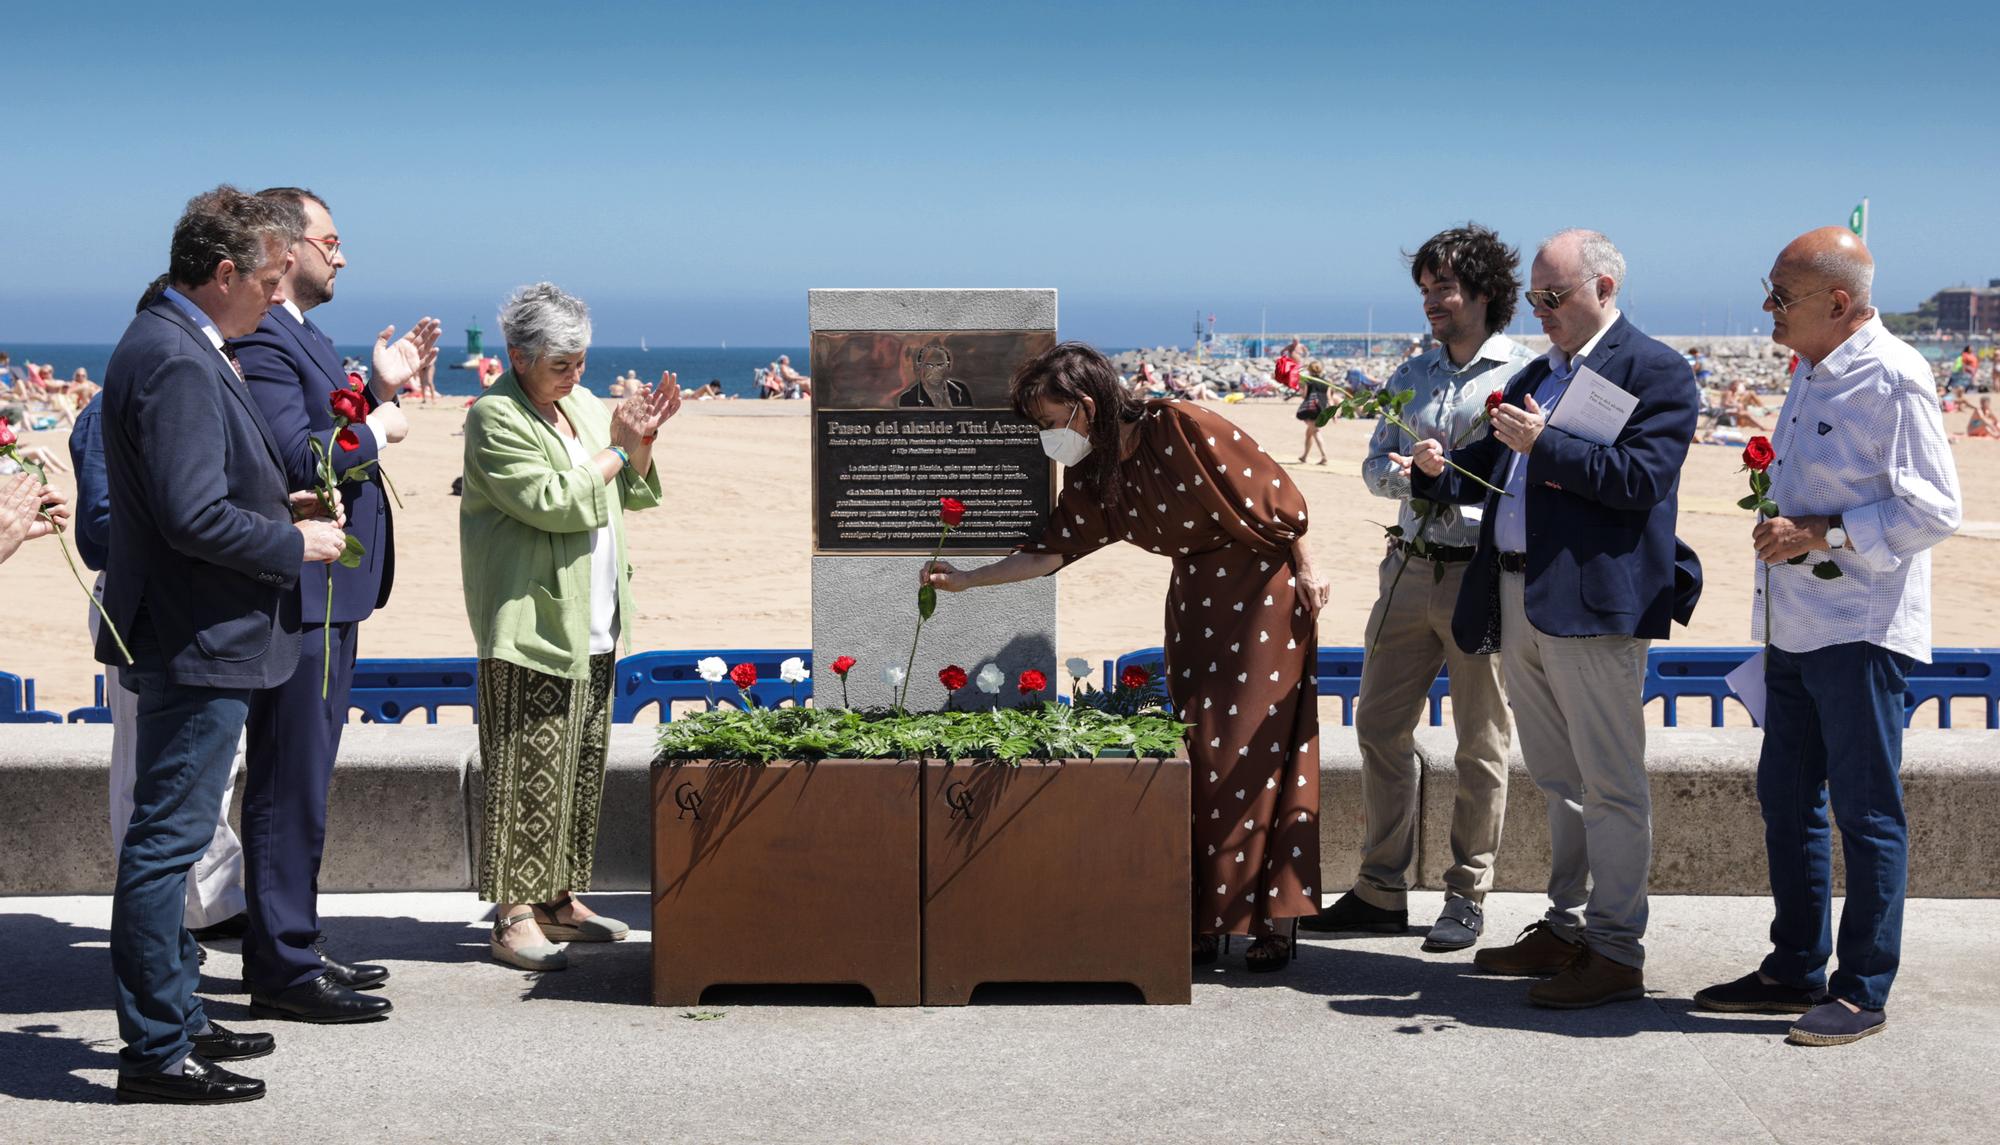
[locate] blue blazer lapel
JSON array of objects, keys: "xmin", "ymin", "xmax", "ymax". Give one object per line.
[
  {"xmin": 146, "ymin": 300, "xmax": 287, "ymax": 468},
  {"xmin": 275, "ymin": 312, "xmax": 350, "ymax": 401}
]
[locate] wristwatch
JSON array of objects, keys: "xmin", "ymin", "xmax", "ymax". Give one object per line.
[{"xmin": 1826, "ymin": 513, "xmax": 1848, "ymax": 550}]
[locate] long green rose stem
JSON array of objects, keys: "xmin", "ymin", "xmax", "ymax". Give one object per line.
[
  {"xmin": 6, "ymin": 448, "xmax": 131, "ymax": 664},
  {"xmin": 899, "ymin": 520, "xmax": 952, "ymax": 713},
  {"xmin": 1365, "ymin": 410, "xmax": 1497, "ymax": 657}
]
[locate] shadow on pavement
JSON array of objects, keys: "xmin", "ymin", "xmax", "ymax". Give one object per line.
[
  {"xmin": 0, "ymin": 1024, "xmax": 120, "ymax": 1104},
  {"xmin": 1200, "ymin": 936, "xmax": 1783, "ymax": 1039}
]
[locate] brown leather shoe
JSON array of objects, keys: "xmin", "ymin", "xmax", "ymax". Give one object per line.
[
  {"xmin": 1527, "ymin": 945, "xmax": 1645, "ymax": 1009},
  {"xmin": 1472, "ymin": 921, "xmax": 1581, "ymax": 977}
]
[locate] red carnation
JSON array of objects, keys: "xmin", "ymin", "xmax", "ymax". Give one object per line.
[
  {"xmin": 938, "ymin": 664, "xmax": 968, "ymax": 691},
  {"xmin": 1120, "ymin": 665, "xmax": 1150, "ymax": 690},
  {"xmin": 1742, "ymin": 436, "xmax": 1775, "ymax": 472},
  {"xmin": 1017, "ymin": 669, "xmax": 1047, "ymax": 696},
  {"xmin": 939, "ymin": 497, "xmax": 966, "ymax": 527},
  {"xmin": 830, "ymin": 655, "xmax": 857, "ymax": 677},
  {"xmin": 0, "ymin": 419, "xmax": 14, "ymax": 449},
  {"xmin": 335, "ymin": 427, "xmax": 361, "ymax": 452},
  {"xmin": 1485, "ymin": 389, "xmax": 1505, "ymax": 415},
  {"xmin": 729, "ymin": 662, "xmax": 757, "ymax": 689},
  {"xmin": 329, "ymin": 389, "xmax": 369, "ymax": 423}
]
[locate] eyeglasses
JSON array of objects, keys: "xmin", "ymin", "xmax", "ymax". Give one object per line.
[
  {"xmin": 300, "ymin": 234, "xmax": 342, "ymax": 262},
  {"xmin": 1524, "ymin": 276, "xmax": 1599, "ymax": 311},
  {"xmin": 1760, "ymin": 276, "xmax": 1834, "ymax": 314}
]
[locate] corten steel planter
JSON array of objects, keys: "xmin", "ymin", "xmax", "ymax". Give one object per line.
[
  {"xmin": 921, "ymin": 757, "xmax": 1192, "ymax": 1005},
  {"xmin": 651, "ymin": 759, "xmax": 922, "ymax": 1006}
]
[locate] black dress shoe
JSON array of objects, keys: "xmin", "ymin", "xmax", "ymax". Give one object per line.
[
  {"xmin": 315, "ymin": 938, "xmax": 390, "ymax": 990},
  {"xmin": 249, "ymin": 974, "xmax": 393, "ymax": 1024},
  {"xmin": 1297, "ymin": 890, "xmax": 1408, "ymax": 934},
  {"xmin": 116, "ymin": 1054, "xmax": 265, "ymax": 1105},
  {"xmin": 188, "ymin": 913, "xmax": 250, "ymax": 941},
  {"xmin": 190, "ymin": 1021, "xmax": 275, "ymax": 1062}
]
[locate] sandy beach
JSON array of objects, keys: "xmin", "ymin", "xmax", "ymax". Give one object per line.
[{"xmin": 5, "ymin": 395, "xmax": 1995, "ymax": 720}]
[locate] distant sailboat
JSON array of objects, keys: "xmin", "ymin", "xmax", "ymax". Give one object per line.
[
  {"xmin": 720, "ymin": 339, "xmax": 727, "ymax": 350},
  {"xmin": 640, "ymin": 336, "xmax": 648, "ymax": 352}
]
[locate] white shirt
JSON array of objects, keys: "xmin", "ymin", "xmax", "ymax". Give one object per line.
[
  {"xmin": 558, "ymin": 430, "xmax": 621, "ymax": 655},
  {"xmin": 1493, "ymin": 311, "xmax": 1620, "ymax": 553},
  {"xmin": 1751, "ymin": 317, "xmax": 1960, "ymax": 661},
  {"xmin": 161, "ymin": 287, "xmax": 235, "ymax": 376},
  {"xmin": 280, "ymin": 297, "xmax": 306, "ymax": 325}
]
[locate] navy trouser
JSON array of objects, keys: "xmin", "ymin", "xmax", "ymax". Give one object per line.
[
  {"xmin": 1756, "ymin": 641, "xmax": 1912, "ymax": 1011},
  {"xmin": 111, "ymin": 636, "xmax": 251, "ymax": 1075},
  {"xmin": 242, "ymin": 620, "xmax": 356, "ymax": 993}
]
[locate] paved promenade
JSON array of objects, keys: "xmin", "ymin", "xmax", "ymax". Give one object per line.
[{"xmin": 2, "ymin": 890, "xmax": 1993, "ymax": 1143}]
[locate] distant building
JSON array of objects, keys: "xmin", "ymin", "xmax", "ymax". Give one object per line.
[{"xmin": 1934, "ymin": 280, "xmax": 2000, "ymax": 334}]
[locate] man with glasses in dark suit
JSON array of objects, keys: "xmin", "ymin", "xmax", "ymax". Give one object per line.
[
  {"xmin": 230, "ymin": 186, "xmax": 439, "ymax": 1026},
  {"xmin": 1410, "ymin": 228, "xmax": 1701, "ymax": 1011}
]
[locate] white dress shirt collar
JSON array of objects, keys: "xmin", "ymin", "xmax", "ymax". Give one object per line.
[
  {"xmin": 160, "ymin": 287, "xmax": 226, "ymax": 352},
  {"xmin": 280, "ymin": 297, "xmax": 307, "ymax": 326},
  {"xmin": 1547, "ymin": 309, "xmax": 1621, "ymax": 378},
  {"xmin": 1801, "ymin": 314, "xmax": 1884, "ymax": 381}
]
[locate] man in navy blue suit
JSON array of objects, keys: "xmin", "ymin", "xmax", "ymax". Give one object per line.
[
  {"xmin": 98, "ymin": 186, "xmax": 349, "ymax": 1104},
  {"xmin": 230, "ymin": 186, "xmax": 439, "ymax": 1025},
  {"xmin": 1408, "ymin": 229, "xmax": 1700, "ymax": 1010}
]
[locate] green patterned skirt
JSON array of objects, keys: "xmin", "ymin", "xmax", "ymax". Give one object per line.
[{"xmin": 476, "ymin": 654, "xmax": 615, "ymax": 904}]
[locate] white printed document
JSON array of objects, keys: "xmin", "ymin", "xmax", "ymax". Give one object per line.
[
  {"xmin": 1546, "ymin": 366, "xmax": 1639, "ymax": 445},
  {"xmin": 1725, "ymin": 650, "xmax": 1766, "ymax": 727}
]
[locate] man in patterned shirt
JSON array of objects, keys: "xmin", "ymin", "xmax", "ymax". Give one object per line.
[
  {"xmin": 1302, "ymin": 224, "xmax": 1532, "ymax": 951},
  {"xmin": 1695, "ymin": 227, "xmax": 1960, "ymax": 1046}
]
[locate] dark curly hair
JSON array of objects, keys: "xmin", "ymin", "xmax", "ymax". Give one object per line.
[
  {"xmin": 1406, "ymin": 223, "xmax": 1520, "ymax": 335},
  {"xmin": 1010, "ymin": 341, "xmax": 1143, "ymax": 509}
]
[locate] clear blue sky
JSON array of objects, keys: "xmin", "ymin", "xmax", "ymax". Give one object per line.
[{"xmin": 3, "ymin": 1, "xmax": 1993, "ymax": 347}]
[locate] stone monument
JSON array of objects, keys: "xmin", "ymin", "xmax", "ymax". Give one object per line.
[{"xmin": 808, "ymin": 289, "xmax": 1058, "ymax": 709}]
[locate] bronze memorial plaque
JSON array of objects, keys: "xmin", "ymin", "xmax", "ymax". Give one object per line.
[{"xmin": 811, "ymin": 330, "xmax": 1056, "ymax": 554}]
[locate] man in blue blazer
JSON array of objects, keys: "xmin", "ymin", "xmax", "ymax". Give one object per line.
[
  {"xmin": 98, "ymin": 186, "xmax": 348, "ymax": 1105},
  {"xmin": 1409, "ymin": 228, "xmax": 1700, "ymax": 1010},
  {"xmin": 230, "ymin": 187, "xmax": 438, "ymax": 1025}
]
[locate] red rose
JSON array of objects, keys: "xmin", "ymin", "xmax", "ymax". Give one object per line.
[
  {"xmin": 938, "ymin": 664, "xmax": 968, "ymax": 691},
  {"xmin": 1742, "ymin": 436, "xmax": 1775, "ymax": 472},
  {"xmin": 729, "ymin": 662, "xmax": 757, "ymax": 689},
  {"xmin": 347, "ymin": 372, "xmax": 367, "ymax": 390},
  {"xmin": 939, "ymin": 497, "xmax": 966, "ymax": 527},
  {"xmin": 0, "ymin": 418, "xmax": 14, "ymax": 449},
  {"xmin": 1485, "ymin": 390, "xmax": 1505, "ymax": 415},
  {"xmin": 830, "ymin": 655, "xmax": 856, "ymax": 677},
  {"xmin": 335, "ymin": 427, "xmax": 362, "ymax": 452},
  {"xmin": 1017, "ymin": 669, "xmax": 1047, "ymax": 696},
  {"xmin": 329, "ymin": 389, "xmax": 369, "ymax": 423},
  {"xmin": 1120, "ymin": 665, "xmax": 1149, "ymax": 690},
  {"xmin": 1274, "ymin": 356, "xmax": 1300, "ymax": 386}
]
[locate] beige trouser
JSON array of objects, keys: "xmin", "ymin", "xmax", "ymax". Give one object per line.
[
  {"xmin": 1352, "ymin": 553, "xmax": 1511, "ymax": 909},
  {"xmin": 95, "ymin": 575, "xmax": 246, "ymax": 929},
  {"xmin": 1498, "ymin": 570, "xmax": 1652, "ymax": 969}
]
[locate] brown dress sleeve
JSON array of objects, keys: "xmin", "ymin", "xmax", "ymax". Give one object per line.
[
  {"xmin": 1016, "ymin": 472, "xmax": 1120, "ymax": 568},
  {"xmin": 1158, "ymin": 403, "xmax": 1307, "ymax": 555}
]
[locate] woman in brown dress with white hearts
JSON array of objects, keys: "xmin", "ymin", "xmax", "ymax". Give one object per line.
[{"xmin": 926, "ymin": 342, "xmax": 1329, "ymax": 971}]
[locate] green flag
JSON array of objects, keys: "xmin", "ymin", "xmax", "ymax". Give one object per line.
[{"xmin": 1848, "ymin": 202, "xmax": 1866, "ymax": 236}]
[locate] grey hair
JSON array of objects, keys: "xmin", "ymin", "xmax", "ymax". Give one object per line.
[
  {"xmin": 166, "ymin": 184, "xmax": 301, "ymax": 290},
  {"xmin": 1541, "ymin": 228, "xmax": 1627, "ymax": 298},
  {"xmin": 499, "ymin": 282, "xmax": 592, "ymax": 364},
  {"xmin": 1807, "ymin": 247, "xmax": 1874, "ymax": 308}
]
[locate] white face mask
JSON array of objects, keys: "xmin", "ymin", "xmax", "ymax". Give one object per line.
[{"xmin": 1039, "ymin": 405, "xmax": 1094, "ymax": 466}]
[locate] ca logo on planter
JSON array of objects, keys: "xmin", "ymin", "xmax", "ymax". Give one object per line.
[
  {"xmin": 674, "ymin": 782, "xmax": 705, "ymax": 821},
  {"xmin": 944, "ymin": 781, "xmax": 977, "ymax": 821}
]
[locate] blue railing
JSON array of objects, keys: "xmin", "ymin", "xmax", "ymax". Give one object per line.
[{"xmin": 10, "ymin": 647, "xmax": 2000, "ymax": 729}]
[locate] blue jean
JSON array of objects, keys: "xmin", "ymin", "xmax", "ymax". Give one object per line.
[
  {"xmin": 110, "ymin": 643, "xmax": 252, "ymax": 1075},
  {"xmin": 1756, "ymin": 641, "xmax": 1912, "ymax": 1011}
]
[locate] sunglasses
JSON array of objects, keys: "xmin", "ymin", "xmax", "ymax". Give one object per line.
[
  {"xmin": 1524, "ymin": 276, "xmax": 1599, "ymax": 311},
  {"xmin": 1760, "ymin": 276, "xmax": 1834, "ymax": 314}
]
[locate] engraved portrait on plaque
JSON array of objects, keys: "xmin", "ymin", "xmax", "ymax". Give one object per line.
[{"xmin": 811, "ymin": 329, "xmax": 1056, "ymax": 554}]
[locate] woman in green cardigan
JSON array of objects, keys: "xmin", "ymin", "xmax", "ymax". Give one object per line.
[{"xmin": 461, "ymin": 282, "xmax": 679, "ymax": 970}]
